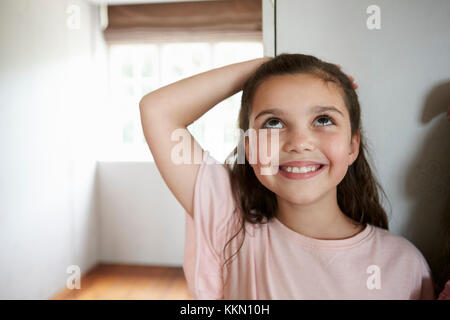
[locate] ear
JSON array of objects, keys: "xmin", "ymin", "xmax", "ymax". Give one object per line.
[{"xmin": 348, "ymin": 131, "xmax": 360, "ymax": 166}]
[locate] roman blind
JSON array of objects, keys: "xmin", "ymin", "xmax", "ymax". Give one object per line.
[{"xmin": 103, "ymin": 0, "xmax": 262, "ymax": 44}]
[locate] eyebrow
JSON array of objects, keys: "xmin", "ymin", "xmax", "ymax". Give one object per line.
[{"xmin": 253, "ymin": 105, "xmax": 344, "ymax": 121}]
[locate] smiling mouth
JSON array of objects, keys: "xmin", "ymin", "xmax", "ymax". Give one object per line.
[
  {"xmin": 279, "ymin": 164, "xmax": 323, "ymax": 173},
  {"xmin": 277, "ymin": 164, "xmax": 326, "ymax": 180}
]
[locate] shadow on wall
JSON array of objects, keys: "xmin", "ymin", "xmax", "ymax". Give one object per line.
[{"xmin": 405, "ymin": 80, "xmax": 450, "ymax": 294}]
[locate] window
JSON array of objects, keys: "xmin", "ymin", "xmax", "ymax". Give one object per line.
[{"xmin": 104, "ymin": 41, "xmax": 263, "ymax": 162}]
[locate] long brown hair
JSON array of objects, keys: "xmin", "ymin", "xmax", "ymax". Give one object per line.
[{"xmin": 222, "ymin": 53, "xmax": 390, "ymax": 275}]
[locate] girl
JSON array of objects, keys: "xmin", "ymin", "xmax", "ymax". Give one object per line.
[{"xmin": 139, "ymin": 53, "xmax": 435, "ymax": 299}]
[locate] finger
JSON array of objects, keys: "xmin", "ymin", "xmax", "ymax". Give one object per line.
[{"xmin": 353, "ymin": 82, "xmax": 359, "ymax": 90}]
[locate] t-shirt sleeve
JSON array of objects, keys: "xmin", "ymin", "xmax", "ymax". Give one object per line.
[
  {"xmin": 182, "ymin": 150, "xmax": 238, "ymax": 300},
  {"xmin": 409, "ymin": 247, "xmax": 436, "ymax": 300}
]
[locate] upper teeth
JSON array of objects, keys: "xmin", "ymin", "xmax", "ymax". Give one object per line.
[{"xmin": 283, "ymin": 166, "xmax": 319, "ymax": 173}]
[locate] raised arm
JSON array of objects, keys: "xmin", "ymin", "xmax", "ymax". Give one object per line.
[{"xmin": 139, "ymin": 57, "xmax": 270, "ymax": 218}]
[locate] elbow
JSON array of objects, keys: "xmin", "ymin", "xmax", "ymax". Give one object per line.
[
  {"xmin": 139, "ymin": 95, "xmax": 150, "ymax": 109},
  {"xmin": 139, "ymin": 91, "xmax": 162, "ymax": 110},
  {"xmin": 139, "ymin": 95, "xmax": 157, "ymax": 112}
]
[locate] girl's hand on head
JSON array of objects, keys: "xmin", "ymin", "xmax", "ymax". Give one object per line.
[{"xmin": 336, "ymin": 65, "xmax": 358, "ymax": 90}]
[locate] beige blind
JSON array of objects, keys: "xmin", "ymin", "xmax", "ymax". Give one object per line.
[{"xmin": 103, "ymin": 0, "xmax": 262, "ymax": 44}]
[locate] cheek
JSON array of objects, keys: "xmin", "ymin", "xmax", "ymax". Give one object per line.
[
  {"xmin": 252, "ymin": 169, "xmax": 280, "ymax": 197},
  {"xmin": 323, "ymin": 136, "xmax": 351, "ymax": 180},
  {"xmin": 248, "ymin": 130, "xmax": 280, "ymax": 167}
]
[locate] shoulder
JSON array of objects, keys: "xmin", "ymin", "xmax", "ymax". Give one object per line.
[
  {"xmin": 197, "ymin": 151, "xmax": 232, "ymax": 188},
  {"xmin": 194, "ymin": 150, "xmax": 234, "ymax": 205},
  {"xmin": 370, "ymin": 226, "xmax": 435, "ymax": 299},
  {"xmin": 371, "ymin": 225, "xmax": 421, "ymax": 254},
  {"xmin": 190, "ymin": 150, "xmax": 241, "ymax": 249},
  {"xmin": 370, "ymin": 225, "xmax": 430, "ymax": 269}
]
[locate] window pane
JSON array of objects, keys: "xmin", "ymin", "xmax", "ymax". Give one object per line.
[
  {"xmin": 107, "ymin": 41, "xmax": 263, "ymax": 161},
  {"xmin": 123, "ymin": 119, "xmax": 135, "ymax": 144},
  {"xmin": 160, "ymin": 43, "xmax": 211, "ymax": 86},
  {"xmin": 141, "ymin": 56, "xmax": 153, "ymax": 78},
  {"xmin": 140, "ymin": 79, "xmax": 158, "ymax": 97},
  {"xmin": 138, "ymin": 45, "xmax": 158, "ymax": 78},
  {"xmin": 213, "ymin": 42, "xmax": 264, "ymax": 67},
  {"xmin": 121, "ymin": 60, "xmax": 133, "ymax": 78}
]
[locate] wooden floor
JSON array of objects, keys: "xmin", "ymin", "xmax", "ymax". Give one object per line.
[{"xmin": 51, "ymin": 264, "xmax": 193, "ymax": 300}]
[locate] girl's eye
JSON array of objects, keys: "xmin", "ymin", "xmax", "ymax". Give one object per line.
[
  {"xmin": 314, "ymin": 114, "xmax": 335, "ymax": 127},
  {"xmin": 262, "ymin": 118, "xmax": 283, "ymax": 129},
  {"xmin": 262, "ymin": 115, "xmax": 335, "ymax": 128}
]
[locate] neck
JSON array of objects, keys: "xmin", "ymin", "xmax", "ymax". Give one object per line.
[{"xmin": 275, "ymin": 187, "xmax": 364, "ymax": 240}]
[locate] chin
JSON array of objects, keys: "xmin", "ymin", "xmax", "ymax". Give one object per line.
[{"xmin": 275, "ymin": 189, "xmax": 322, "ymax": 206}]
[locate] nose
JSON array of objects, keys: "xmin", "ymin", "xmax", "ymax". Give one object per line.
[{"xmin": 282, "ymin": 129, "xmax": 315, "ymax": 153}]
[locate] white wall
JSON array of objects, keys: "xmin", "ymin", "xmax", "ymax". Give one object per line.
[
  {"xmin": 97, "ymin": 162, "xmax": 186, "ymax": 266},
  {"xmin": 276, "ymin": 0, "xmax": 450, "ymax": 283},
  {"xmin": 0, "ymin": 0, "xmax": 107, "ymax": 299}
]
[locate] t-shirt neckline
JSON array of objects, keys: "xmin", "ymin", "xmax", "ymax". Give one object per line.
[{"xmin": 271, "ymin": 216, "xmax": 374, "ymax": 249}]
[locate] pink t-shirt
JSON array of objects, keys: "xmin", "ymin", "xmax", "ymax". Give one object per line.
[{"xmin": 183, "ymin": 150, "xmax": 436, "ymax": 300}]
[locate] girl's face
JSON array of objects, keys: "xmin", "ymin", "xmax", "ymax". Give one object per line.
[{"xmin": 245, "ymin": 73, "xmax": 360, "ymax": 205}]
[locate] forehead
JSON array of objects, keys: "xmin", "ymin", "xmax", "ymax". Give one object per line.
[{"xmin": 251, "ymin": 73, "xmax": 347, "ymax": 117}]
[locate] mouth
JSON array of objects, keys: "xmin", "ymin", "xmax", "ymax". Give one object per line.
[
  {"xmin": 279, "ymin": 164, "xmax": 323, "ymax": 173},
  {"xmin": 278, "ymin": 164, "xmax": 326, "ymax": 180}
]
